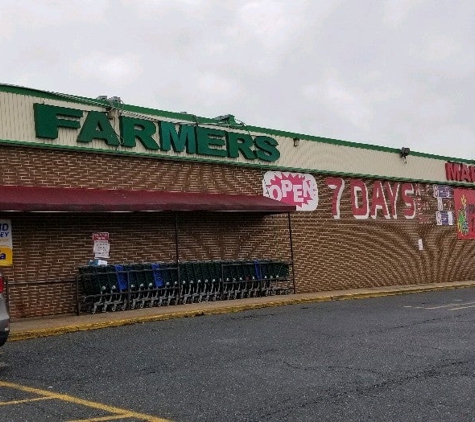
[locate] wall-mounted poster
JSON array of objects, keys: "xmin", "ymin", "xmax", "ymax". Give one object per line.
[
  {"xmin": 0, "ymin": 220, "xmax": 12, "ymax": 266},
  {"xmin": 262, "ymin": 171, "xmax": 318, "ymax": 211},
  {"xmin": 433, "ymin": 185, "xmax": 454, "ymax": 226},
  {"xmin": 93, "ymin": 232, "xmax": 110, "ymax": 259},
  {"xmin": 454, "ymin": 189, "xmax": 475, "ymax": 239}
]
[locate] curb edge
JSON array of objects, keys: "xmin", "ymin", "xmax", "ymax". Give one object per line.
[{"xmin": 9, "ymin": 283, "xmax": 475, "ymax": 341}]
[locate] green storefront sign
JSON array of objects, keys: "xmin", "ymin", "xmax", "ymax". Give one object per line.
[{"xmin": 33, "ymin": 104, "xmax": 280, "ymax": 162}]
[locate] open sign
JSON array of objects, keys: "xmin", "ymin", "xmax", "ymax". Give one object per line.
[{"xmin": 263, "ymin": 171, "xmax": 318, "ymax": 211}]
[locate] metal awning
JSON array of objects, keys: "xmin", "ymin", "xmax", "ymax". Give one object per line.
[{"xmin": 0, "ymin": 185, "xmax": 295, "ymax": 213}]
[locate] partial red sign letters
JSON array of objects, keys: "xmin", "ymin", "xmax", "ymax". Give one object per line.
[{"xmin": 326, "ymin": 178, "xmax": 416, "ymax": 220}]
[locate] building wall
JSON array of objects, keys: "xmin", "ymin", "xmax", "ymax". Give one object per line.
[
  {"xmin": 2, "ymin": 144, "xmax": 474, "ymax": 319},
  {"xmin": 4, "ymin": 212, "xmax": 290, "ymax": 318},
  {"xmin": 1, "ymin": 145, "xmax": 293, "ymax": 318},
  {"xmin": 293, "ymin": 176, "xmax": 475, "ymax": 292}
]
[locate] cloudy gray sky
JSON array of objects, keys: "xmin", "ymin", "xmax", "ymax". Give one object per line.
[{"xmin": 1, "ymin": 0, "xmax": 474, "ymax": 159}]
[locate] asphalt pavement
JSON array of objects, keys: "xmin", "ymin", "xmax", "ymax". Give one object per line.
[
  {"xmin": 5, "ymin": 286, "xmax": 475, "ymax": 421},
  {"xmin": 9, "ymin": 280, "xmax": 475, "ymax": 341}
]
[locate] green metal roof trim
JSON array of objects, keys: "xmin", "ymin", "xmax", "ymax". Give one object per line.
[
  {"xmin": 0, "ymin": 138, "xmax": 473, "ymax": 189},
  {"xmin": 0, "ymin": 83, "xmax": 473, "ymax": 164}
]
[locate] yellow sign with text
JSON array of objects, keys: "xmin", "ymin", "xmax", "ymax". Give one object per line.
[{"xmin": 0, "ymin": 219, "xmax": 12, "ymax": 266}]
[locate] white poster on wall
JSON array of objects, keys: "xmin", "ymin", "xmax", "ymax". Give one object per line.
[
  {"xmin": 93, "ymin": 232, "xmax": 110, "ymax": 259},
  {"xmin": 262, "ymin": 171, "xmax": 318, "ymax": 211}
]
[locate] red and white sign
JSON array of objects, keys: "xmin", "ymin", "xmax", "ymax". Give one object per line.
[
  {"xmin": 92, "ymin": 232, "xmax": 109, "ymax": 241},
  {"xmin": 263, "ymin": 171, "xmax": 318, "ymax": 211},
  {"xmin": 92, "ymin": 232, "xmax": 110, "ymax": 258},
  {"xmin": 326, "ymin": 177, "xmax": 416, "ymax": 220}
]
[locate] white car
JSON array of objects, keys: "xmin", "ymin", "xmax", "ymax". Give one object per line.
[{"xmin": 0, "ymin": 270, "xmax": 10, "ymax": 347}]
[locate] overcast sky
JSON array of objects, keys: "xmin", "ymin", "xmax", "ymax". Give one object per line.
[{"xmin": 1, "ymin": 0, "xmax": 474, "ymax": 160}]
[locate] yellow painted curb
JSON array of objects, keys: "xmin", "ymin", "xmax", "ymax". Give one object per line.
[{"xmin": 9, "ymin": 282, "xmax": 475, "ymax": 341}]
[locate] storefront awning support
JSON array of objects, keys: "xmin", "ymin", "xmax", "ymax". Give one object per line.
[
  {"xmin": 287, "ymin": 212, "xmax": 296, "ymax": 294},
  {"xmin": 175, "ymin": 213, "xmax": 181, "ymax": 303}
]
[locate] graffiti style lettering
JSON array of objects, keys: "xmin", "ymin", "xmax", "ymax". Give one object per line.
[
  {"xmin": 326, "ymin": 178, "xmax": 415, "ymax": 220},
  {"xmin": 384, "ymin": 182, "xmax": 400, "ymax": 219},
  {"xmin": 370, "ymin": 181, "xmax": 389, "ymax": 219},
  {"xmin": 326, "ymin": 177, "xmax": 345, "ymax": 219},
  {"xmin": 351, "ymin": 179, "xmax": 369, "ymax": 219},
  {"xmin": 401, "ymin": 183, "xmax": 416, "ymax": 219}
]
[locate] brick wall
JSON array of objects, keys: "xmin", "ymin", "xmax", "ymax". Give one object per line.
[
  {"xmin": 7, "ymin": 281, "xmax": 77, "ymax": 318},
  {"xmin": 290, "ymin": 177, "xmax": 473, "ymax": 292},
  {"xmin": 3, "ymin": 212, "xmax": 291, "ymax": 319},
  {"xmin": 1, "ymin": 144, "xmax": 473, "ymax": 318}
]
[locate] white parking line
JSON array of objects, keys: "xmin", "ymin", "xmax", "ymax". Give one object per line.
[
  {"xmin": 426, "ymin": 301, "xmax": 475, "ymax": 309},
  {"xmin": 404, "ymin": 304, "xmax": 458, "ymax": 309},
  {"xmin": 449, "ymin": 304, "xmax": 475, "ymax": 311},
  {"xmin": 404, "ymin": 301, "xmax": 475, "ymax": 310}
]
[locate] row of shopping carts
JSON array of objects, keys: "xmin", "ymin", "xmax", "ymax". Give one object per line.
[{"xmin": 77, "ymin": 260, "xmax": 293, "ymax": 314}]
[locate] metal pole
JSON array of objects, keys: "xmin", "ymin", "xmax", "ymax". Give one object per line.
[
  {"xmin": 287, "ymin": 212, "xmax": 296, "ymax": 294},
  {"xmin": 75, "ymin": 275, "xmax": 80, "ymax": 316},
  {"xmin": 174, "ymin": 213, "xmax": 180, "ymax": 265},
  {"xmin": 174, "ymin": 213, "xmax": 182, "ymax": 303}
]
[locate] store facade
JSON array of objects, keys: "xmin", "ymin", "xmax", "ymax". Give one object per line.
[{"xmin": 1, "ymin": 84, "xmax": 474, "ymax": 319}]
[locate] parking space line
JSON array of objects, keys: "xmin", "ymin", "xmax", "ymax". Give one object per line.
[
  {"xmin": 67, "ymin": 415, "xmax": 136, "ymax": 421},
  {"xmin": 0, "ymin": 381, "xmax": 173, "ymax": 422},
  {"xmin": 404, "ymin": 301, "xmax": 475, "ymax": 310},
  {"xmin": 425, "ymin": 301, "xmax": 475, "ymax": 309},
  {"xmin": 0, "ymin": 396, "xmax": 54, "ymax": 406},
  {"xmin": 449, "ymin": 304, "xmax": 475, "ymax": 311}
]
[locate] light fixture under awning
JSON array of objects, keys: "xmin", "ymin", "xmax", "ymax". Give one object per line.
[{"xmin": 0, "ymin": 185, "xmax": 296, "ymax": 213}]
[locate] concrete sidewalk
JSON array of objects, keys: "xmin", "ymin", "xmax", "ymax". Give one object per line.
[{"xmin": 8, "ymin": 280, "xmax": 475, "ymax": 341}]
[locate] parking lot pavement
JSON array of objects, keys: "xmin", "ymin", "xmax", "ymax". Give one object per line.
[
  {"xmin": 0, "ymin": 381, "xmax": 172, "ymax": 422},
  {"xmin": 8, "ymin": 280, "xmax": 475, "ymax": 341}
]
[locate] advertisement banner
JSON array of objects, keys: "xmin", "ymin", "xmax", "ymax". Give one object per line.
[
  {"xmin": 436, "ymin": 211, "xmax": 454, "ymax": 226},
  {"xmin": 433, "ymin": 184, "xmax": 453, "ymax": 199},
  {"xmin": 454, "ymin": 189, "xmax": 475, "ymax": 239},
  {"xmin": 0, "ymin": 220, "xmax": 12, "ymax": 266},
  {"xmin": 262, "ymin": 171, "xmax": 318, "ymax": 211}
]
